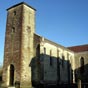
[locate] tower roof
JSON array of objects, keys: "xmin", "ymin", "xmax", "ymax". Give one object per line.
[{"xmin": 7, "ymin": 2, "xmax": 36, "ymax": 11}]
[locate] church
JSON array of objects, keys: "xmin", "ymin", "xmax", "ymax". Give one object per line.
[{"xmin": 2, "ymin": 2, "xmax": 88, "ymax": 88}]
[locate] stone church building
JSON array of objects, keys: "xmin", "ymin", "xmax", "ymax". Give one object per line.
[{"xmin": 2, "ymin": 2, "xmax": 88, "ymax": 88}]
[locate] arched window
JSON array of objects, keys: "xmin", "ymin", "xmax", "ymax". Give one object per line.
[
  {"xmin": 80, "ymin": 57, "xmax": 84, "ymax": 73},
  {"xmin": 13, "ymin": 11, "xmax": 16, "ymax": 16},
  {"xmin": 44, "ymin": 47, "xmax": 46, "ymax": 55},
  {"xmin": 12, "ymin": 27, "xmax": 15, "ymax": 33},
  {"xmin": 36, "ymin": 44, "xmax": 40, "ymax": 58},
  {"xmin": 50, "ymin": 50, "xmax": 53, "ymax": 66},
  {"xmin": 57, "ymin": 49, "xmax": 60, "ymax": 82},
  {"xmin": 62, "ymin": 55, "xmax": 65, "ymax": 68},
  {"xmin": 57, "ymin": 49, "xmax": 59, "ymax": 59}
]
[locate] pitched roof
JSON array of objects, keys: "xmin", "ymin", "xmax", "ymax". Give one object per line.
[
  {"xmin": 7, "ymin": 2, "xmax": 36, "ymax": 11},
  {"xmin": 67, "ymin": 44, "xmax": 88, "ymax": 52}
]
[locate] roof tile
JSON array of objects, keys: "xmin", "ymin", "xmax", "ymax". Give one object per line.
[{"xmin": 67, "ymin": 44, "xmax": 88, "ymax": 52}]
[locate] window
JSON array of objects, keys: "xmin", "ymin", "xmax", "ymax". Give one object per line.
[
  {"xmin": 57, "ymin": 49, "xmax": 59, "ymax": 65},
  {"xmin": 67, "ymin": 53, "xmax": 69, "ymax": 60},
  {"xmin": 80, "ymin": 57, "xmax": 84, "ymax": 73},
  {"xmin": 50, "ymin": 50, "xmax": 53, "ymax": 66},
  {"xmin": 13, "ymin": 11, "xmax": 16, "ymax": 15},
  {"xmin": 26, "ymin": 26, "xmax": 31, "ymax": 33},
  {"xmin": 57, "ymin": 49, "xmax": 59, "ymax": 58},
  {"xmin": 62, "ymin": 55, "xmax": 65, "ymax": 67},
  {"xmin": 44, "ymin": 47, "xmax": 46, "ymax": 55},
  {"xmin": 57, "ymin": 49, "xmax": 60, "ymax": 82},
  {"xmin": 12, "ymin": 27, "xmax": 15, "ymax": 33},
  {"xmin": 36, "ymin": 44, "xmax": 40, "ymax": 58}
]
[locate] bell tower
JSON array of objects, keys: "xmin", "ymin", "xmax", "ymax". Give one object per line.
[{"xmin": 3, "ymin": 2, "xmax": 36, "ymax": 87}]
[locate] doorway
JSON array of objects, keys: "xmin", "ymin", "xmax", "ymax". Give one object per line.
[{"xmin": 9, "ymin": 64, "xmax": 14, "ymax": 86}]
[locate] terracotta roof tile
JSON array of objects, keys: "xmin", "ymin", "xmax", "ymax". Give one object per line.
[{"xmin": 67, "ymin": 44, "xmax": 88, "ymax": 52}]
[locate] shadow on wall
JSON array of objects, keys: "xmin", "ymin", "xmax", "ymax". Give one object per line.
[
  {"xmin": 29, "ymin": 53, "xmax": 75, "ymax": 88},
  {"xmin": 0, "ymin": 68, "xmax": 2, "ymax": 87},
  {"xmin": 0, "ymin": 68, "xmax": 2, "ymax": 82},
  {"xmin": 75, "ymin": 63, "xmax": 88, "ymax": 88}
]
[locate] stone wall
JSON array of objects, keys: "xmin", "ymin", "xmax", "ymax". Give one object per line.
[
  {"xmin": 2, "ymin": 2, "xmax": 88, "ymax": 88},
  {"xmin": 36, "ymin": 38, "xmax": 75, "ymax": 85},
  {"xmin": 74, "ymin": 51, "xmax": 88, "ymax": 83},
  {"xmin": 19, "ymin": 4, "xmax": 35, "ymax": 88},
  {"xmin": 3, "ymin": 3, "xmax": 36, "ymax": 88},
  {"xmin": 3, "ymin": 4, "xmax": 23, "ymax": 86}
]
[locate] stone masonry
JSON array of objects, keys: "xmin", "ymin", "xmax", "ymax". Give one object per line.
[{"xmin": 2, "ymin": 2, "xmax": 88, "ymax": 88}]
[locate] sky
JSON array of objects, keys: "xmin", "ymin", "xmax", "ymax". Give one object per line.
[{"xmin": 0, "ymin": 0, "xmax": 88, "ymax": 65}]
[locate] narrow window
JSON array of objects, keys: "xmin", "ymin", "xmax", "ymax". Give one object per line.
[
  {"xmin": 67, "ymin": 53, "xmax": 69, "ymax": 60},
  {"xmin": 27, "ymin": 26, "xmax": 31, "ymax": 33},
  {"xmin": 80, "ymin": 57, "xmax": 84, "ymax": 73},
  {"xmin": 50, "ymin": 50, "xmax": 53, "ymax": 66},
  {"xmin": 36, "ymin": 44, "xmax": 40, "ymax": 58},
  {"xmin": 57, "ymin": 49, "xmax": 60, "ymax": 66},
  {"xmin": 44, "ymin": 47, "xmax": 46, "ymax": 55},
  {"xmin": 13, "ymin": 11, "xmax": 16, "ymax": 15},
  {"xmin": 57, "ymin": 49, "xmax": 60, "ymax": 82},
  {"xmin": 12, "ymin": 27, "xmax": 15, "ymax": 33},
  {"xmin": 57, "ymin": 49, "xmax": 59, "ymax": 59},
  {"xmin": 62, "ymin": 55, "xmax": 65, "ymax": 67}
]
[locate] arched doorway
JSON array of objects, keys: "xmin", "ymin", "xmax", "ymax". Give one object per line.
[{"xmin": 9, "ymin": 64, "xmax": 14, "ymax": 86}]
